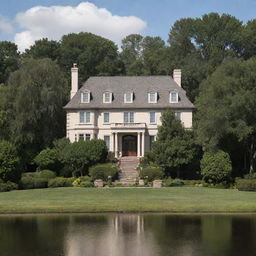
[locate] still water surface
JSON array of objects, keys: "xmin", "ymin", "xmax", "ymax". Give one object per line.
[{"xmin": 0, "ymin": 214, "xmax": 256, "ymax": 256}]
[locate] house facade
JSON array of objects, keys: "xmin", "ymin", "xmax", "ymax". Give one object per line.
[{"xmin": 64, "ymin": 64, "xmax": 194, "ymax": 158}]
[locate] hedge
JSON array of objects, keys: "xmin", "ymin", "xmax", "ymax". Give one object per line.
[
  {"xmin": 48, "ymin": 177, "xmax": 75, "ymax": 188},
  {"xmin": 236, "ymin": 179, "xmax": 256, "ymax": 192},
  {"xmin": 140, "ymin": 167, "xmax": 164, "ymax": 182},
  {"xmin": 89, "ymin": 163, "xmax": 119, "ymax": 181}
]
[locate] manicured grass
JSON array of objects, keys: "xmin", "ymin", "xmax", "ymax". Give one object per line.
[{"xmin": 0, "ymin": 187, "xmax": 256, "ymax": 213}]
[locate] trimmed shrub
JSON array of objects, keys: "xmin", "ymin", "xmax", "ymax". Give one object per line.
[
  {"xmin": 236, "ymin": 179, "xmax": 256, "ymax": 191},
  {"xmin": 39, "ymin": 170, "xmax": 56, "ymax": 180},
  {"xmin": 73, "ymin": 176, "xmax": 92, "ymax": 187},
  {"xmin": 48, "ymin": 177, "xmax": 75, "ymax": 188},
  {"xmin": 200, "ymin": 151, "xmax": 232, "ymax": 185},
  {"xmin": 34, "ymin": 148, "xmax": 60, "ymax": 171},
  {"xmin": 164, "ymin": 178, "xmax": 184, "ymax": 187},
  {"xmin": 244, "ymin": 173, "xmax": 256, "ymax": 179},
  {"xmin": 89, "ymin": 163, "xmax": 119, "ymax": 181},
  {"xmin": 0, "ymin": 180, "xmax": 18, "ymax": 192},
  {"xmin": 140, "ymin": 167, "xmax": 164, "ymax": 182},
  {"xmin": 80, "ymin": 181, "xmax": 94, "ymax": 187}
]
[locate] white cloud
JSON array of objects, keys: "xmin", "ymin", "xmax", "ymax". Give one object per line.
[
  {"xmin": 14, "ymin": 2, "xmax": 147, "ymax": 52},
  {"xmin": 0, "ymin": 16, "xmax": 13, "ymax": 34}
]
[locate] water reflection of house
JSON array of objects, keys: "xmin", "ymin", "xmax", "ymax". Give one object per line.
[{"xmin": 64, "ymin": 214, "xmax": 156, "ymax": 256}]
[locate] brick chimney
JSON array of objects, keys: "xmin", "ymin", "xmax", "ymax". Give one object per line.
[
  {"xmin": 70, "ymin": 63, "xmax": 78, "ymax": 99},
  {"xmin": 173, "ymin": 69, "xmax": 181, "ymax": 87}
]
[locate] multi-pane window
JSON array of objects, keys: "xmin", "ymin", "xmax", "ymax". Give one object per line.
[
  {"xmin": 150, "ymin": 112, "xmax": 156, "ymax": 124},
  {"xmin": 79, "ymin": 111, "xmax": 90, "ymax": 123},
  {"xmin": 81, "ymin": 92, "xmax": 90, "ymax": 103},
  {"xmin": 104, "ymin": 136, "xmax": 110, "ymax": 150},
  {"xmin": 124, "ymin": 92, "xmax": 133, "ymax": 103},
  {"xmin": 170, "ymin": 92, "xmax": 178, "ymax": 103},
  {"xmin": 103, "ymin": 112, "xmax": 110, "ymax": 124},
  {"xmin": 103, "ymin": 92, "xmax": 112, "ymax": 103},
  {"xmin": 175, "ymin": 112, "xmax": 181, "ymax": 120},
  {"xmin": 124, "ymin": 112, "xmax": 134, "ymax": 123},
  {"xmin": 148, "ymin": 92, "xmax": 157, "ymax": 103},
  {"xmin": 78, "ymin": 134, "xmax": 91, "ymax": 141},
  {"xmin": 149, "ymin": 135, "xmax": 156, "ymax": 151}
]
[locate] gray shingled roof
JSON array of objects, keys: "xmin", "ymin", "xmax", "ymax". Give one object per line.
[{"xmin": 64, "ymin": 76, "xmax": 195, "ymax": 110}]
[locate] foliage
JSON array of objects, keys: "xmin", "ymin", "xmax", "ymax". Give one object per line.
[
  {"xmin": 23, "ymin": 38, "xmax": 60, "ymax": 60},
  {"xmin": 106, "ymin": 151, "xmax": 118, "ymax": 163},
  {"xmin": 195, "ymin": 57, "xmax": 256, "ymax": 174},
  {"xmin": 6, "ymin": 58, "xmax": 69, "ymax": 164},
  {"xmin": 60, "ymin": 139, "xmax": 108, "ymax": 176},
  {"xmin": 39, "ymin": 170, "xmax": 56, "ymax": 180},
  {"xmin": 200, "ymin": 151, "xmax": 232, "ymax": 184},
  {"xmin": 152, "ymin": 109, "xmax": 197, "ymax": 177},
  {"xmin": 236, "ymin": 179, "xmax": 256, "ymax": 192},
  {"xmin": 0, "ymin": 41, "xmax": 20, "ymax": 84},
  {"xmin": 48, "ymin": 177, "xmax": 75, "ymax": 188},
  {"xmin": 0, "ymin": 179, "xmax": 18, "ymax": 192},
  {"xmin": 139, "ymin": 167, "xmax": 164, "ymax": 182},
  {"xmin": 34, "ymin": 149, "xmax": 60, "ymax": 171},
  {"xmin": 58, "ymin": 32, "xmax": 123, "ymax": 81},
  {"xmin": 163, "ymin": 178, "xmax": 185, "ymax": 187},
  {"xmin": 89, "ymin": 163, "xmax": 118, "ymax": 181},
  {"xmin": 0, "ymin": 141, "xmax": 20, "ymax": 182},
  {"xmin": 72, "ymin": 176, "xmax": 92, "ymax": 187},
  {"xmin": 244, "ymin": 173, "xmax": 256, "ymax": 180}
]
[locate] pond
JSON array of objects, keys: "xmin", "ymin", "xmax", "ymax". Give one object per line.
[{"xmin": 0, "ymin": 214, "xmax": 256, "ymax": 256}]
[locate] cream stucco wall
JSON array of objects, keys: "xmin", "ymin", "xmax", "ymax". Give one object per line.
[{"xmin": 66, "ymin": 109, "xmax": 193, "ymax": 156}]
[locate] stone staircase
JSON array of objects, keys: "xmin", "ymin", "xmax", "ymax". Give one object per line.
[{"xmin": 118, "ymin": 157, "xmax": 140, "ymax": 184}]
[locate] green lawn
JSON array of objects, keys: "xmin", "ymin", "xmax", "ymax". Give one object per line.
[{"xmin": 0, "ymin": 187, "xmax": 256, "ymax": 213}]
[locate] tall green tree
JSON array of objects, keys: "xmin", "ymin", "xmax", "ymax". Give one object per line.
[
  {"xmin": 6, "ymin": 58, "xmax": 69, "ymax": 165},
  {"xmin": 58, "ymin": 32, "xmax": 123, "ymax": 82},
  {"xmin": 0, "ymin": 41, "xmax": 20, "ymax": 84},
  {"xmin": 195, "ymin": 57, "xmax": 256, "ymax": 174},
  {"xmin": 23, "ymin": 38, "xmax": 60, "ymax": 61},
  {"xmin": 152, "ymin": 109, "xmax": 196, "ymax": 178}
]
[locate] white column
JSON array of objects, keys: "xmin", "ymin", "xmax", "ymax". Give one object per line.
[
  {"xmin": 141, "ymin": 132, "xmax": 145, "ymax": 157},
  {"xmin": 115, "ymin": 132, "xmax": 118, "ymax": 158},
  {"xmin": 137, "ymin": 132, "xmax": 141, "ymax": 157}
]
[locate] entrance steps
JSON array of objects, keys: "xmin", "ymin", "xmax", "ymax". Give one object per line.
[{"xmin": 118, "ymin": 157, "xmax": 140, "ymax": 183}]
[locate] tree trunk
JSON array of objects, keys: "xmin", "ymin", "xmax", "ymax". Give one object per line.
[{"xmin": 249, "ymin": 141, "xmax": 256, "ymax": 174}]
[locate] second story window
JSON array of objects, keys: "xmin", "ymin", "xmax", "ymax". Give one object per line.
[
  {"xmin": 124, "ymin": 92, "xmax": 133, "ymax": 103},
  {"xmin": 79, "ymin": 111, "xmax": 90, "ymax": 123},
  {"xmin": 103, "ymin": 112, "xmax": 110, "ymax": 124},
  {"xmin": 148, "ymin": 92, "xmax": 157, "ymax": 103},
  {"xmin": 124, "ymin": 112, "xmax": 134, "ymax": 123},
  {"xmin": 170, "ymin": 92, "xmax": 179, "ymax": 103},
  {"xmin": 81, "ymin": 92, "xmax": 90, "ymax": 103},
  {"xmin": 103, "ymin": 92, "xmax": 112, "ymax": 103},
  {"xmin": 150, "ymin": 112, "xmax": 156, "ymax": 124}
]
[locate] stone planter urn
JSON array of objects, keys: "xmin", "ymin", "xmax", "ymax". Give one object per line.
[
  {"xmin": 94, "ymin": 179, "xmax": 104, "ymax": 188},
  {"xmin": 153, "ymin": 180, "xmax": 162, "ymax": 188},
  {"xmin": 139, "ymin": 179, "xmax": 145, "ymax": 186}
]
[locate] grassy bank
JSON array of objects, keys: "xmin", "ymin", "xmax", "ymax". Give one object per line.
[{"xmin": 0, "ymin": 187, "xmax": 256, "ymax": 213}]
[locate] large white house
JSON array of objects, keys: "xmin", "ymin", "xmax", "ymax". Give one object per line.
[{"xmin": 64, "ymin": 64, "xmax": 194, "ymax": 158}]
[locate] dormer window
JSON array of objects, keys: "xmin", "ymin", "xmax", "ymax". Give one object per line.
[
  {"xmin": 103, "ymin": 92, "xmax": 112, "ymax": 103},
  {"xmin": 148, "ymin": 92, "xmax": 157, "ymax": 103},
  {"xmin": 170, "ymin": 92, "xmax": 178, "ymax": 103},
  {"xmin": 81, "ymin": 91, "xmax": 90, "ymax": 103},
  {"xmin": 124, "ymin": 92, "xmax": 133, "ymax": 103}
]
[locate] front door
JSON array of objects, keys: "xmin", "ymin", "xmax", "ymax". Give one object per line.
[{"xmin": 122, "ymin": 135, "xmax": 137, "ymax": 156}]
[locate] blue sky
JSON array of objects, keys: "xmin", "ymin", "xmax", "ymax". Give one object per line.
[{"xmin": 1, "ymin": 0, "xmax": 256, "ymax": 51}]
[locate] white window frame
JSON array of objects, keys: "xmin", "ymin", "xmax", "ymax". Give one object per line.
[
  {"xmin": 103, "ymin": 92, "xmax": 112, "ymax": 103},
  {"xmin": 175, "ymin": 112, "xmax": 181, "ymax": 120},
  {"xmin": 103, "ymin": 112, "xmax": 110, "ymax": 124},
  {"xmin": 124, "ymin": 92, "xmax": 133, "ymax": 103},
  {"xmin": 79, "ymin": 111, "xmax": 90, "ymax": 124},
  {"xmin": 81, "ymin": 91, "xmax": 90, "ymax": 103},
  {"xmin": 148, "ymin": 92, "xmax": 157, "ymax": 103},
  {"xmin": 124, "ymin": 112, "xmax": 134, "ymax": 123},
  {"xmin": 104, "ymin": 135, "xmax": 110, "ymax": 150},
  {"xmin": 149, "ymin": 112, "xmax": 156, "ymax": 124},
  {"xmin": 170, "ymin": 92, "xmax": 179, "ymax": 103}
]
